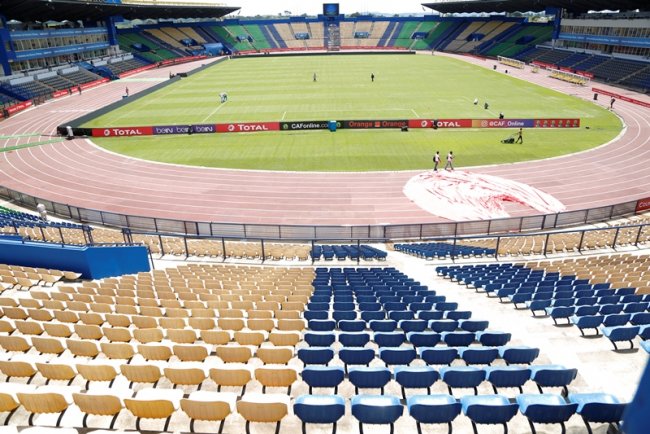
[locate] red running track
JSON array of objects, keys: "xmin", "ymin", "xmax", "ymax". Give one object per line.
[{"xmin": 0, "ymin": 54, "xmax": 649, "ymax": 226}]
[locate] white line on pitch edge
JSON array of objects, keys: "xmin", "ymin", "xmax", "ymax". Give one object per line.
[
  {"xmin": 281, "ymin": 111, "xmax": 287, "ymax": 120},
  {"xmin": 201, "ymin": 103, "xmax": 225, "ymax": 123},
  {"xmin": 411, "ymin": 109, "xmax": 420, "ymax": 117}
]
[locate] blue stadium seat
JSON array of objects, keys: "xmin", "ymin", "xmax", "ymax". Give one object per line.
[
  {"xmin": 304, "ymin": 331, "xmax": 336, "ymax": 347},
  {"xmin": 398, "ymin": 319, "xmax": 427, "ymax": 333},
  {"xmin": 419, "ymin": 347, "xmax": 458, "ymax": 366},
  {"xmin": 369, "ymin": 320, "xmax": 397, "ymax": 332},
  {"xmin": 476, "ymin": 331, "xmax": 511, "ymax": 347},
  {"xmin": 570, "ymin": 315, "xmax": 604, "ymax": 336},
  {"xmin": 308, "ymin": 319, "xmax": 336, "ymax": 331},
  {"xmin": 301, "ymin": 366, "xmax": 345, "ymax": 394},
  {"xmin": 516, "ymin": 393, "xmax": 578, "ymax": 434},
  {"xmin": 407, "ymin": 394, "xmax": 461, "ymax": 434},
  {"xmin": 428, "ymin": 319, "xmax": 459, "ymax": 333},
  {"xmin": 568, "ymin": 392, "xmax": 627, "ymax": 434},
  {"xmin": 304, "ymin": 311, "xmax": 329, "ymax": 321},
  {"xmin": 461, "ymin": 394, "xmax": 519, "ymax": 434},
  {"xmin": 630, "ymin": 312, "xmax": 650, "ymax": 326},
  {"xmin": 599, "ymin": 304, "xmax": 623, "ymax": 315},
  {"xmin": 459, "ymin": 347, "xmax": 499, "ymax": 366},
  {"xmin": 298, "ymin": 347, "xmax": 334, "ymax": 366},
  {"xmin": 418, "ymin": 311, "xmax": 444, "ymax": 322},
  {"xmin": 440, "ymin": 366, "xmax": 486, "ymax": 395},
  {"xmin": 393, "ymin": 366, "xmax": 439, "ymax": 399},
  {"xmin": 374, "ymin": 332, "xmax": 406, "ymax": 347},
  {"xmin": 601, "ymin": 325, "xmax": 640, "ymax": 350},
  {"xmin": 406, "ymin": 331, "xmax": 441, "ymax": 348},
  {"xmin": 545, "ymin": 306, "xmax": 576, "ymax": 325},
  {"xmin": 351, "ymin": 394, "xmax": 403, "ymax": 434},
  {"xmin": 485, "ymin": 366, "xmax": 532, "ymax": 394},
  {"xmin": 530, "ymin": 365, "xmax": 578, "ymax": 395},
  {"xmin": 294, "ymin": 394, "xmax": 345, "ymax": 434},
  {"xmin": 338, "ymin": 332, "xmax": 371, "ymax": 347},
  {"xmin": 603, "ymin": 313, "xmax": 631, "ymax": 327},
  {"xmin": 379, "ymin": 347, "xmax": 417, "ymax": 366},
  {"xmin": 339, "ymin": 348, "xmax": 375, "ymax": 373},
  {"xmin": 338, "ymin": 320, "xmax": 366, "ymax": 332},
  {"xmin": 445, "ymin": 310, "xmax": 472, "ymax": 320},
  {"xmin": 441, "ymin": 331, "xmax": 475, "ymax": 347},
  {"xmin": 459, "ymin": 320, "xmax": 489, "ymax": 332},
  {"xmin": 348, "ymin": 367, "xmax": 392, "ymax": 394},
  {"xmin": 498, "ymin": 346, "xmax": 540, "ymax": 365}
]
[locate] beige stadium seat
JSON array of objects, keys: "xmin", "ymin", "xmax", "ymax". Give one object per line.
[
  {"xmin": 189, "ymin": 317, "xmax": 216, "ymax": 330},
  {"xmin": 0, "ymin": 335, "xmax": 31, "ymax": 353},
  {"xmin": 105, "ymin": 314, "xmax": 131, "ymax": 328},
  {"xmin": 209, "ymin": 365, "xmax": 252, "ymax": 395},
  {"xmin": 236, "ymin": 393, "xmax": 290, "ymax": 434},
  {"xmin": 76, "ymin": 362, "xmax": 119, "ymax": 388},
  {"xmin": 36, "ymin": 362, "xmax": 77, "ymax": 385},
  {"xmin": 124, "ymin": 387, "xmax": 183, "ymax": 432},
  {"xmin": 43, "ymin": 323, "xmax": 73, "ymax": 339},
  {"xmin": 15, "ymin": 320, "xmax": 44, "ymax": 336},
  {"xmin": 0, "ymin": 319, "xmax": 15, "ymax": 334},
  {"xmin": 132, "ymin": 315, "xmax": 158, "ymax": 329},
  {"xmin": 215, "ymin": 345, "xmax": 253, "ymax": 364},
  {"xmin": 268, "ymin": 331, "xmax": 301, "ymax": 347},
  {"xmin": 78, "ymin": 313, "xmax": 105, "ymax": 326},
  {"xmin": 164, "ymin": 362, "xmax": 208, "ymax": 389},
  {"xmin": 277, "ymin": 318, "xmax": 306, "ymax": 332},
  {"xmin": 133, "ymin": 328, "xmax": 164, "ymax": 344},
  {"xmin": 254, "ymin": 366, "xmax": 298, "ymax": 394},
  {"xmin": 99, "ymin": 342, "xmax": 135, "ymax": 362},
  {"xmin": 247, "ymin": 310, "xmax": 273, "ymax": 319},
  {"xmin": 17, "ymin": 384, "xmax": 81, "ymax": 427},
  {"xmin": 53, "ymin": 310, "xmax": 79, "ymax": 324},
  {"xmin": 274, "ymin": 310, "xmax": 301, "ymax": 320},
  {"xmin": 0, "ymin": 358, "xmax": 37, "ymax": 383},
  {"xmin": 180, "ymin": 390, "xmax": 237, "ymax": 433},
  {"xmin": 217, "ymin": 318, "xmax": 245, "ymax": 331},
  {"xmin": 247, "ymin": 318, "xmax": 275, "ymax": 332},
  {"xmin": 74, "ymin": 324, "xmax": 103, "ymax": 340},
  {"xmin": 32, "ymin": 337, "xmax": 66, "ymax": 356},
  {"xmin": 158, "ymin": 317, "xmax": 186, "ymax": 329},
  {"xmin": 27, "ymin": 308, "xmax": 53, "ymax": 322},
  {"xmin": 173, "ymin": 344, "xmax": 210, "ymax": 362},
  {"xmin": 73, "ymin": 388, "xmax": 131, "ymax": 429},
  {"xmin": 3, "ymin": 307, "xmax": 28, "ymax": 320},
  {"xmin": 201, "ymin": 330, "xmax": 231, "ymax": 345},
  {"xmin": 256, "ymin": 346, "xmax": 294, "ymax": 365},
  {"xmin": 0, "ymin": 382, "xmax": 35, "ymax": 423},
  {"xmin": 166, "ymin": 328, "xmax": 197, "ymax": 344},
  {"xmin": 102, "ymin": 327, "xmax": 132, "ymax": 343},
  {"xmin": 138, "ymin": 344, "xmax": 173, "ymax": 362},
  {"xmin": 120, "ymin": 364, "xmax": 162, "ymax": 388},
  {"xmin": 234, "ymin": 331, "xmax": 266, "ymax": 347},
  {"xmin": 66, "ymin": 339, "xmax": 100, "ymax": 358}
]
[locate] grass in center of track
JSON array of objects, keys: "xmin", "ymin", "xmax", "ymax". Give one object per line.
[{"xmin": 85, "ymin": 54, "xmax": 621, "ymax": 171}]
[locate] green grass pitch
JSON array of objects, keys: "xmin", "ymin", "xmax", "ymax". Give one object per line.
[{"xmin": 85, "ymin": 54, "xmax": 621, "ymax": 171}]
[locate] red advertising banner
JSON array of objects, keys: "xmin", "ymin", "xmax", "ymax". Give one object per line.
[
  {"xmin": 92, "ymin": 126, "xmax": 154, "ymax": 137},
  {"xmin": 531, "ymin": 61, "xmax": 556, "ymax": 70},
  {"xmin": 80, "ymin": 78, "xmax": 110, "ymax": 90},
  {"xmin": 636, "ymin": 197, "xmax": 650, "ymax": 213},
  {"xmin": 118, "ymin": 64, "xmax": 157, "ymax": 78},
  {"xmin": 53, "ymin": 90, "xmax": 69, "ymax": 98},
  {"xmin": 215, "ymin": 122, "xmax": 280, "ymax": 133},
  {"xmin": 592, "ymin": 87, "xmax": 650, "ymax": 109},
  {"xmin": 6, "ymin": 100, "xmax": 33, "ymax": 115},
  {"xmin": 408, "ymin": 119, "xmax": 473, "ymax": 129},
  {"xmin": 159, "ymin": 55, "xmax": 207, "ymax": 66},
  {"xmin": 576, "ymin": 71, "xmax": 594, "ymax": 79}
]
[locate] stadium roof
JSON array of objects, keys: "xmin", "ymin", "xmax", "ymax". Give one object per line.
[
  {"xmin": 422, "ymin": 0, "xmax": 650, "ymax": 14},
  {"xmin": 0, "ymin": 0, "xmax": 239, "ymax": 22}
]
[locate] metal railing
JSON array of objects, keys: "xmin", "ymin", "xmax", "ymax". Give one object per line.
[{"xmin": 0, "ymin": 184, "xmax": 641, "ymax": 242}]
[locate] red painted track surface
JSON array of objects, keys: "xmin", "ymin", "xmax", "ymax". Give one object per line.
[{"xmin": 1, "ymin": 54, "xmax": 649, "ymax": 225}]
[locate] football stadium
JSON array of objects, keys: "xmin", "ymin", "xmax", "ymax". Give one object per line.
[{"xmin": 0, "ymin": 0, "xmax": 649, "ymax": 433}]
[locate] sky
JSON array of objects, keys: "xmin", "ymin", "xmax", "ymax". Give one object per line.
[{"xmin": 205, "ymin": 1, "xmax": 433, "ymax": 16}]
